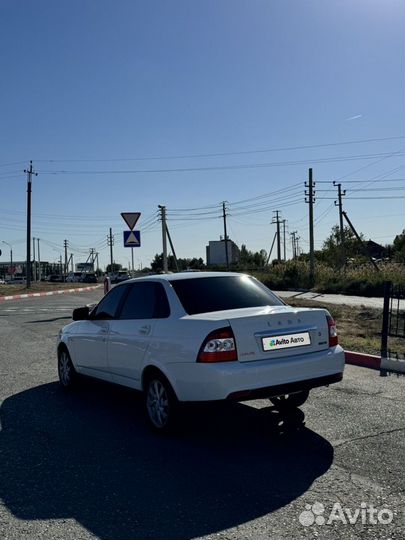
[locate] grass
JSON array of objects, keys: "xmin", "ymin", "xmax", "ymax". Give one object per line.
[
  {"xmin": 285, "ymin": 297, "xmax": 404, "ymax": 357},
  {"xmin": 252, "ymin": 261, "xmax": 405, "ymax": 297}
]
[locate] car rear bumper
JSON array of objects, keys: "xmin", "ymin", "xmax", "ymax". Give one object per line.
[
  {"xmin": 167, "ymin": 346, "xmax": 345, "ymax": 402},
  {"xmin": 226, "ymin": 371, "xmax": 343, "ymax": 401}
]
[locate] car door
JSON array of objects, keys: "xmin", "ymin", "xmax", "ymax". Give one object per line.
[
  {"xmin": 72, "ymin": 285, "xmax": 128, "ymax": 381},
  {"xmin": 107, "ymin": 281, "xmax": 170, "ymax": 388}
]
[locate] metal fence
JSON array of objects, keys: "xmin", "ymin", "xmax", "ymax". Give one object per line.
[{"xmin": 380, "ymin": 281, "xmax": 405, "ymax": 376}]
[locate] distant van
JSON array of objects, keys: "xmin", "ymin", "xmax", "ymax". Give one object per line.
[{"xmin": 66, "ymin": 272, "xmax": 83, "ymax": 283}]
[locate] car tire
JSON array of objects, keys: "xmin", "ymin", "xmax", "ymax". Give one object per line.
[
  {"xmin": 144, "ymin": 374, "xmax": 179, "ymax": 433},
  {"xmin": 58, "ymin": 348, "xmax": 78, "ymax": 389},
  {"xmin": 270, "ymin": 390, "xmax": 309, "ymax": 411}
]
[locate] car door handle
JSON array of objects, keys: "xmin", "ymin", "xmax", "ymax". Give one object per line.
[{"xmin": 139, "ymin": 325, "xmax": 151, "ymax": 335}]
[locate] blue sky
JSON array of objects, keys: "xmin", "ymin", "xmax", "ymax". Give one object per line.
[{"xmin": 1, "ymin": 0, "xmax": 404, "ymax": 269}]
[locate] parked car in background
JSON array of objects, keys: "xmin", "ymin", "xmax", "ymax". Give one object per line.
[
  {"xmin": 109, "ymin": 271, "xmax": 131, "ymax": 284},
  {"xmin": 7, "ymin": 276, "xmax": 26, "ymax": 284},
  {"xmin": 48, "ymin": 274, "xmax": 64, "ymax": 283},
  {"xmin": 80, "ymin": 273, "xmax": 98, "ymax": 283},
  {"xmin": 0, "ymin": 278, "xmax": 6, "ymax": 284},
  {"xmin": 57, "ymin": 272, "xmax": 345, "ymax": 433}
]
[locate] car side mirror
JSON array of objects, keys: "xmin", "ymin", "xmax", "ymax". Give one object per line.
[{"xmin": 72, "ymin": 306, "xmax": 90, "ymax": 321}]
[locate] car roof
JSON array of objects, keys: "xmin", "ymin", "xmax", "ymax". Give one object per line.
[{"xmin": 117, "ymin": 271, "xmax": 247, "ymax": 285}]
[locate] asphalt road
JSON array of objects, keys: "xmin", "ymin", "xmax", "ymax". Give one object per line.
[
  {"xmin": 275, "ymin": 290, "xmax": 388, "ymax": 309},
  {"xmin": 0, "ymin": 290, "xmax": 404, "ymax": 540}
]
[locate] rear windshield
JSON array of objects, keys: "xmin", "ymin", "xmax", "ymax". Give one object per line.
[{"xmin": 170, "ymin": 276, "xmax": 284, "ymax": 315}]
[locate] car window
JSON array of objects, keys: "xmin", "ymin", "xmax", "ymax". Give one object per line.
[
  {"xmin": 170, "ymin": 276, "xmax": 284, "ymax": 315},
  {"xmin": 118, "ymin": 282, "xmax": 170, "ymax": 319},
  {"xmin": 92, "ymin": 285, "xmax": 127, "ymax": 319}
]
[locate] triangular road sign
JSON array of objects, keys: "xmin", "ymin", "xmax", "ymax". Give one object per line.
[{"xmin": 121, "ymin": 212, "xmax": 141, "ymax": 230}]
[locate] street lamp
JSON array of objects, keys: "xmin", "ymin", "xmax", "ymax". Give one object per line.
[{"xmin": 1, "ymin": 241, "xmax": 13, "ymax": 280}]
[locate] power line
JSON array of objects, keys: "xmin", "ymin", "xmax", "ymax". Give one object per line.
[
  {"xmin": 316, "ymin": 178, "xmax": 405, "ymax": 183},
  {"xmin": 230, "ymin": 199, "xmax": 303, "ymax": 217},
  {"xmin": 333, "ymin": 153, "xmax": 403, "ymax": 182},
  {"xmin": 318, "ymin": 196, "xmax": 402, "ymax": 200},
  {"xmin": 37, "ymin": 151, "xmax": 405, "ymax": 176},
  {"xmin": 25, "ymin": 135, "xmax": 405, "ymax": 163},
  {"xmin": 230, "ymin": 183, "xmax": 302, "ymax": 206},
  {"xmin": 316, "ymin": 187, "xmax": 404, "ymax": 192}
]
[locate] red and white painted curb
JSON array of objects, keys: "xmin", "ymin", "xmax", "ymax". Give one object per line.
[
  {"xmin": 345, "ymin": 351, "xmax": 381, "ymax": 370},
  {"xmin": 0, "ymin": 285, "xmax": 102, "ymax": 302}
]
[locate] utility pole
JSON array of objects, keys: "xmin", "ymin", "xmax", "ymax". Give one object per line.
[
  {"xmin": 305, "ymin": 168, "xmax": 316, "ymax": 286},
  {"xmin": 222, "ymin": 202, "xmax": 229, "ymax": 269},
  {"xmin": 1, "ymin": 241, "xmax": 13, "ymax": 280},
  {"xmin": 67, "ymin": 254, "xmax": 73, "ymax": 272},
  {"xmin": 265, "ymin": 232, "xmax": 278, "ymax": 265},
  {"xmin": 89, "ymin": 248, "xmax": 96, "ymax": 273},
  {"xmin": 63, "ymin": 239, "xmax": 68, "ymax": 279},
  {"xmin": 158, "ymin": 205, "xmax": 168, "ymax": 273},
  {"xmin": 333, "ymin": 181, "xmax": 346, "ymax": 268},
  {"xmin": 37, "ymin": 238, "xmax": 41, "ymax": 281},
  {"xmin": 107, "ymin": 228, "xmax": 114, "ymax": 273},
  {"xmin": 24, "ymin": 161, "xmax": 37, "ymax": 288},
  {"xmin": 272, "ymin": 210, "xmax": 282, "ymax": 261},
  {"xmin": 342, "ymin": 211, "xmax": 380, "ymax": 272},
  {"xmin": 32, "ymin": 237, "xmax": 36, "ymax": 282},
  {"xmin": 166, "ymin": 224, "xmax": 179, "ymax": 272},
  {"xmin": 291, "ymin": 231, "xmax": 297, "ymax": 259},
  {"xmin": 282, "ymin": 219, "xmax": 287, "ymax": 261}
]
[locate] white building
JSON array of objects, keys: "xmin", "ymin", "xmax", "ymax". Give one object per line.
[{"xmin": 206, "ymin": 238, "xmax": 240, "ymax": 266}]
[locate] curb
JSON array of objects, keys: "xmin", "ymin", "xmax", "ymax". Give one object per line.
[
  {"xmin": 0, "ymin": 285, "xmax": 102, "ymax": 302},
  {"xmin": 345, "ymin": 350, "xmax": 381, "ymax": 370}
]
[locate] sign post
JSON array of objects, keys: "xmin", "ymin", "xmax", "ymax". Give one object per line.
[{"xmin": 121, "ymin": 213, "xmax": 142, "ymax": 277}]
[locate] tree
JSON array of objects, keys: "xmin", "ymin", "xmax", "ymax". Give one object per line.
[
  {"xmin": 392, "ymin": 230, "xmax": 405, "ymax": 262},
  {"xmin": 106, "ymin": 263, "xmax": 122, "ymax": 274},
  {"xmin": 322, "ymin": 225, "xmax": 364, "ymax": 266},
  {"xmin": 150, "ymin": 254, "xmax": 205, "ymax": 272},
  {"xmin": 239, "ymin": 244, "xmax": 268, "ymax": 268}
]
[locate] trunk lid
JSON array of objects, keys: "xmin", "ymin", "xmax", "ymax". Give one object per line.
[{"xmin": 225, "ymin": 305, "xmax": 330, "ymax": 362}]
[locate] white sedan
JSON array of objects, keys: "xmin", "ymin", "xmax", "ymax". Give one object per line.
[{"xmin": 57, "ymin": 272, "xmax": 345, "ymax": 431}]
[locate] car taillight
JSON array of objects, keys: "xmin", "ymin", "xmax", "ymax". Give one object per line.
[
  {"xmin": 197, "ymin": 327, "xmax": 238, "ymax": 363},
  {"xmin": 326, "ymin": 315, "xmax": 338, "ymax": 347}
]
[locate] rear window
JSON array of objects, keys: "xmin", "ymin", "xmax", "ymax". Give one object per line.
[{"xmin": 170, "ymin": 276, "xmax": 284, "ymax": 315}]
